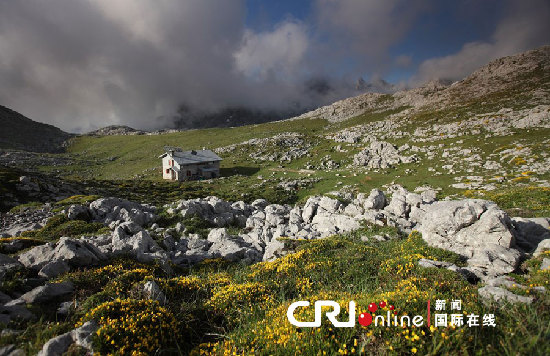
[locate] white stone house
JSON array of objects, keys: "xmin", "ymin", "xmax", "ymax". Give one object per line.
[{"xmin": 160, "ymin": 147, "xmax": 222, "ymax": 181}]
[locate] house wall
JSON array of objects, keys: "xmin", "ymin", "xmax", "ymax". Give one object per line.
[
  {"xmin": 162, "ymin": 154, "xmax": 221, "ymax": 181},
  {"xmin": 162, "ymin": 155, "xmax": 176, "ymax": 180},
  {"xmin": 179, "ymin": 161, "xmax": 220, "ymax": 180}
]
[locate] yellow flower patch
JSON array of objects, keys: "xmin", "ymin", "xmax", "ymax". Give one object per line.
[{"xmin": 80, "ymin": 298, "xmax": 178, "ymax": 355}]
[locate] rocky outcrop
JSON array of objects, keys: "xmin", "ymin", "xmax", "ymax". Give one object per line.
[
  {"xmin": 86, "ymin": 125, "xmax": 144, "ymax": 136},
  {"xmin": 18, "ymin": 237, "xmax": 106, "ymax": 271},
  {"xmin": 478, "ymin": 286, "xmax": 534, "ymax": 304},
  {"xmin": 18, "ymin": 281, "xmax": 74, "ymax": 304},
  {"xmin": 0, "ymin": 204, "xmax": 54, "ymax": 237},
  {"xmin": 353, "ymin": 141, "xmax": 416, "ymax": 169},
  {"xmin": 0, "ymin": 254, "xmax": 22, "ymax": 281},
  {"xmin": 37, "ymin": 321, "xmax": 98, "ymax": 356},
  {"xmin": 88, "ymin": 197, "xmax": 156, "ymax": 227},
  {"xmin": 418, "ymin": 200, "xmax": 524, "ymax": 280}
]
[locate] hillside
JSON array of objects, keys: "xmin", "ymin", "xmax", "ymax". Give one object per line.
[
  {"xmin": 0, "ymin": 105, "xmax": 73, "ymax": 153},
  {"xmin": 16, "ymin": 46, "xmax": 545, "ymax": 211},
  {"xmin": 0, "ymin": 46, "xmax": 549, "ymax": 355}
]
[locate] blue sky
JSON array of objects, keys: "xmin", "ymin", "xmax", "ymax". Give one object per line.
[
  {"xmin": 244, "ymin": 0, "xmax": 509, "ymax": 82},
  {"xmin": 0, "ymin": 0, "xmax": 548, "ymax": 131}
]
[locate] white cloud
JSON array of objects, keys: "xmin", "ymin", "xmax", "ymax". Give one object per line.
[{"xmin": 234, "ymin": 20, "xmax": 309, "ymax": 81}]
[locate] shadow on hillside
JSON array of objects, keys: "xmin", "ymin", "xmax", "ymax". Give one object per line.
[{"xmin": 220, "ymin": 166, "xmax": 260, "ymax": 177}]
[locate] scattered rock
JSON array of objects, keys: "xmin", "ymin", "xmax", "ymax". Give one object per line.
[
  {"xmin": 0, "ymin": 345, "xmax": 25, "ymax": 356},
  {"xmin": 20, "ymin": 281, "xmax": 74, "ymax": 304},
  {"xmin": 66, "ymin": 204, "xmax": 90, "ymax": 221},
  {"xmin": 0, "ymin": 253, "xmax": 22, "ymax": 280},
  {"xmin": 37, "ymin": 321, "xmax": 98, "ymax": 356},
  {"xmin": 353, "ymin": 141, "xmax": 416, "ymax": 169},
  {"xmin": 363, "ymin": 189, "xmax": 386, "ymax": 210},
  {"xmin": 143, "ymin": 280, "xmax": 167, "ymax": 303},
  {"xmin": 478, "ymin": 286, "xmax": 534, "ymax": 304},
  {"xmin": 38, "ymin": 261, "xmax": 70, "ymax": 279},
  {"xmin": 18, "ymin": 237, "xmax": 105, "ymax": 271},
  {"xmin": 418, "ymin": 258, "xmax": 455, "ymax": 269}
]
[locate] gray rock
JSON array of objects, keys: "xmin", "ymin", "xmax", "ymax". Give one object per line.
[
  {"xmin": 478, "ymin": 286, "xmax": 534, "ymax": 304},
  {"xmin": 541, "ymin": 258, "xmax": 550, "ymax": 271},
  {"xmin": 318, "ymin": 197, "xmax": 341, "ymax": 214},
  {"xmin": 71, "ymin": 320, "xmax": 98, "ymax": 350},
  {"xmin": 207, "ymin": 228, "xmax": 231, "ymax": 243},
  {"xmin": 512, "ymin": 217, "xmax": 550, "ymax": 252},
  {"xmin": 0, "ymin": 330, "xmax": 22, "ymax": 338},
  {"xmin": 353, "ymin": 141, "xmax": 413, "ymax": 169},
  {"xmin": 343, "ymin": 203, "xmax": 363, "ymax": 216},
  {"xmin": 18, "ymin": 237, "xmax": 105, "ymax": 270},
  {"xmin": 163, "ymin": 235, "xmax": 176, "ymax": 251},
  {"xmin": 89, "ymin": 197, "xmax": 156, "ymax": 226},
  {"xmin": 66, "ymin": 204, "xmax": 90, "ymax": 221},
  {"xmin": 0, "ymin": 345, "xmax": 24, "ymax": 356},
  {"xmin": 467, "ymin": 245, "xmax": 522, "ymax": 277},
  {"xmin": 251, "ymin": 199, "xmax": 269, "ymax": 209},
  {"xmin": 36, "ymin": 321, "xmax": 98, "ymax": 356},
  {"xmin": 420, "ymin": 189, "xmax": 437, "ymax": 204},
  {"xmin": 263, "ymin": 238, "xmax": 287, "ymax": 261},
  {"xmin": 533, "ymin": 239, "xmax": 550, "ymax": 257},
  {"xmin": 301, "ymin": 196, "xmax": 320, "ymax": 223},
  {"xmin": 143, "ymin": 280, "xmax": 167, "ymax": 303},
  {"xmin": 112, "ymin": 230, "xmax": 165, "ymax": 263},
  {"xmin": 364, "ymin": 189, "xmax": 386, "ymax": 210},
  {"xmin": 311, "ymin": 213, "xmax": 361, "ymax": 236},
  {"xmin": 3, "ymin": 298, "xmax": 24, "ymax": 307},
  {"xmin": 20, "ymin": 281, "xmax": 74, "ymax": 304},
  {"xmin": 57, "ymin": 301, "xmax": 74, "ymax": 316},
  {"xmin": 419, "ymin": 200, "xmax": 516, "ymax": 257},
  {"xmin": 36, "ymin": 332, "xmax": 74, "ymax": 356},
  {"xmin": 384, "ymin": 193, "xmax": 409, "ymax": 219},
  {"xmin": 0, "ymin": 304, "xmax": 35, "ymax": 323},
  {"xmin": 208, "ymin": 237, "xmax": 261, "ymax": 263},
  {"xmin": 486, "ymin": 276, "xmax": 523, "ymax": 289},
  {"xmin": 418, "ymin": 258, "xmax": 455, "ymax": 268},
  {"xmin": 38, "ymin": 261, "xmax": 70, "ymax": 279},
  {"xmin": 0, "ymin": 253, "xmax": 22, "ymax": 280},
  {"xmin": 175, "ymin": 222, "xmax": 185, "ymax": 233}
]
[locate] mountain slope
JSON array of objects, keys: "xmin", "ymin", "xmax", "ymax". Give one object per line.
[{"xmin": 0, "ymin": 105, "xmax": 72, "ymax": 153}]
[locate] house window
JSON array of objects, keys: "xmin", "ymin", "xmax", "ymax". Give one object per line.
[
  {"xmin": 187, "ymin": 170, "xmax": 191, "ymax": 176},
  {"xmin": 166, "ymin": 169, "xmax": 170, "ymax": 174}
]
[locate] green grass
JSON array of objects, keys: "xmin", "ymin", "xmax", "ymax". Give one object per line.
[
  {"xmin": 20, "ymin": 214, "xmax": 109, "ymax": 242},
  {"xmin": 8, "ymin": 201, "xmax": 43, "ymax": 214},
  {"xmin": 464, "ymin": 186, "xmax": 550, "ymax": 217}
]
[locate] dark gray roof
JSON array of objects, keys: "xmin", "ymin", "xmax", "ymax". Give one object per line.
[{"xmin": 161, "ymin": 149, "xmax": 222, "ymax": 165}]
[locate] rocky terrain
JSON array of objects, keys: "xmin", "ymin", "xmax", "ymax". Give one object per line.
[
  {"xmin": 86, "ymin": 125, "xmax": 145, "ymax": 136},
  {"xmin": 0, "ymin": 187, "xmax": 549, "ymax": 354},
  {"xmin": 0, "ymin": 46, "xmax": 549, "ymax": 355}
]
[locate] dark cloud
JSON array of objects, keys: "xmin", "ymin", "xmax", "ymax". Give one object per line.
[{"xmin": 0, "ymin": 0, "xmax": 548, "ymax": 132}]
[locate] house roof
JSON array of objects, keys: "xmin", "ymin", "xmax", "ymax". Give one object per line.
[{"xmin": 160, "ymin": 149, "xmax": 222, "ymax": 165}]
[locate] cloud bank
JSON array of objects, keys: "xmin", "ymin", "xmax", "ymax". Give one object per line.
[{"xmin": 0, "ymin": 0, "xmax": 548, "ymax": 132}]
